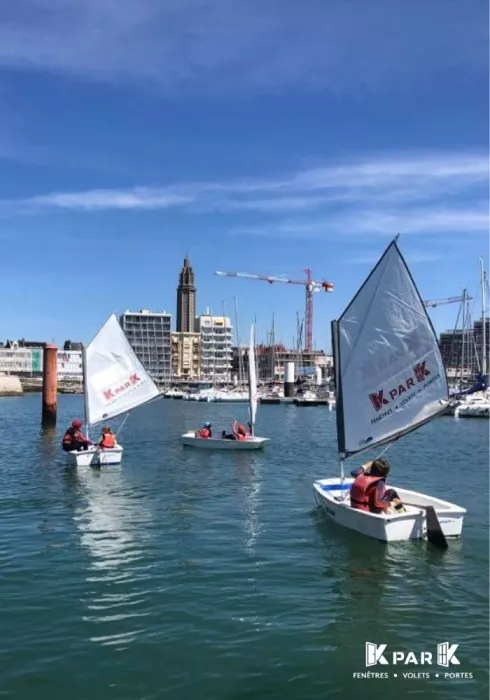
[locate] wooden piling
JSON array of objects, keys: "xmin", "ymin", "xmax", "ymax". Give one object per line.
[{"xmin": 42, "ymin": 344, "xmax": 58, "ymax": 427}]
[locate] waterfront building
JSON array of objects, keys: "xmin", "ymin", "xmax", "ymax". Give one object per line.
[
  {"xmin": 195, "ymin": 315, "xmax": 233, "ymax": 381},
  {"xmin": 0, "ymin": 340, "xmax": 83, "ymax": 380},
  {"xmin": 171, "ymin": 332, "xmax": 201, "ymax": 379},
  {"xmin": 57, "ymin": 350, "xmax": 83, "ymax": 380},
  {"xmin": 120, "ymin": 309, "xmax": 172, "ymax": 386},
  {"xmin": 176, "ymin": 255, "xmax": 196, "ymax": 333}
]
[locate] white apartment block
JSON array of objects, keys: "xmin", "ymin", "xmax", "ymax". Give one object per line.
[{"xmin": 195, "ymin": 315, "xmax": 233, "ymax": 381}]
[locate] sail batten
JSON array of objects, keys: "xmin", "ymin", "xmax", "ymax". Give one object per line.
[
  {"xmin": 248, "ymin": 324, "xmax": 258, "ymax": 432},
  {"xmin": 334, "ymin": 240, "xmax": 449, "ymax": 459},
  {"xmin": 84, "ymin": 314, "xmax": 160, "ymax": 427}
]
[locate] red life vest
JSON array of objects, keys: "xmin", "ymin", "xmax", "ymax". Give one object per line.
[
  {"xmin": 101, "ymin": 434, "xmax": 115, "ymax": 448},
  {"xmin": 197, "ymin": 428, "xmax": 211, "ymax": 439},
  {"xmin": 350, "ymin": 474, "xmax": 384, "ymax": 512},
  {"xmin": 232, "ymin": 422, "xmax": 247, "ymax": 441}
]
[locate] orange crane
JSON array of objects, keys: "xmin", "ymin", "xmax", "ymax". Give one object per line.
[
  {"xmin": 423, "ymin": 295, "xmax": 472, "ymax": 308},
  {"xmin": 215, "ymin": 269, "xmax": 467, "ymax": 350},
  {"xmin": 214, "ymin": 268, "xmax": 334, "ymax": 351}
]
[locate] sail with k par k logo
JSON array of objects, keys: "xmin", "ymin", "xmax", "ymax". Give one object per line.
[{"xmin": 84, "ymin": 314, "xmax": 160, "ymax": 427}]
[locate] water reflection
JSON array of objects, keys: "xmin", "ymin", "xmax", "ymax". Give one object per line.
[
  {"xmin": 235, "ymin": 456, "xmax": 261, "ymax": 556},
  {"xmin": 74, "ymin": 469, "xmax": 146, "ymax": 572},
  {"xmin": 73, "ymin": 468, "xmax": 153, "ymax": 648}
]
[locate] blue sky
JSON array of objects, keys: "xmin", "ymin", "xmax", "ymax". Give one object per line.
[{"xmin": 0, "ymin": 0, "xmax": 488, "ymax": 350}]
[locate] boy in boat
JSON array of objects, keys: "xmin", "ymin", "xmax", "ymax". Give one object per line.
[
  {"xmin": 349, "ymin": 458, "xmax": 406, "ymax": 514},
  {"xmin": 196, "ymin": 422, "xmax": 212, "ymax": 439},
  {"xmin": 62, "ymin": 419, "xmax": 92, "ymax": 452},
  {"xmin": 98, "ymin": 426, "xmax": 117, "ymax": 449}
]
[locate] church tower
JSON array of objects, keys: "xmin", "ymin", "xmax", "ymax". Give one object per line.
[{"xmin": 176, "ymin": 255, "xmax": 196, "ymax": 333}]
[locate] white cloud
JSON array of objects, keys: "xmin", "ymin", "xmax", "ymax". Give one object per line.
[
  {"xmin": 11, "ymin": 150, "xmax": 487, "ymax": 209},
  {"xmin": 0, "ymin": 0, "xmax": 485, "ymax": 94},
  {"xmin": 231, "ymin": 208, "xmax": 489, "ymax": 239},
  {"xmin": 28, "ymin": 188, "xmax": 192, "ymax": 211},
  {"xmin": 1, "ymin": 151, "xmax": 487, "ymax": 243}
]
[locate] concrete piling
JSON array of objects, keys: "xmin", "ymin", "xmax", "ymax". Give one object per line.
[{"xmin": 42, "ymin": 344, "xmax": 58, "ymax": 427}]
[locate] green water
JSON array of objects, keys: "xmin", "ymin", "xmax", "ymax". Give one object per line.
[{"xmin": 0, "ymin": 394, "xmax": 488, "ymax": 699}]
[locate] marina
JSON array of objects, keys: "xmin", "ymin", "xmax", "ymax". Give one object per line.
[
  {"xmin": 1, "ymin": 3, "xmax": 488, "ymax": 696},
  {"xmin": 0, "ymin": 393, "xmax": 487, "ymax": 699}
]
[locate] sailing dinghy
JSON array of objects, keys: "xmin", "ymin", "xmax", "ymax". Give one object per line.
[
  {"xmin": 181, "ymin": 323, "xmax": 269, "ymax": 450},
  {"xmin": 313, "ymin": 238, "xmax": 466, "ymax": 543},
  {"xmin": 67, "ymin": 314, "xmax": 160, "ymax": 467}
]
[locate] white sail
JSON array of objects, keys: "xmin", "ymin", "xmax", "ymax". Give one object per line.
[
  {"xmin": 334, "ymin": 239, "xmax": 448, "ymax": 458},
  {"xmin": 85, "ymin": 314, "xmax": 160, "ymax": 427},
  {"xmin": 248, "ymin": 323, "xmax": 258, "ymax": 432}
]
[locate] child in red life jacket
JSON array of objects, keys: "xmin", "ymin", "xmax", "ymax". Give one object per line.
[
  {"xmin": 349, "ymin": 458, "xmax": 405, "ymax": 514},
  {"xmin": 99, "ymin": 426, "xmax": 117, "ymax": 449},
  {"xmin": 196, "ymin": 422, "xmax": 212, "ymax": 439}
]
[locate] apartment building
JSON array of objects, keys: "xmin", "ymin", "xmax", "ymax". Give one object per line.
[
  {"xmin": 120, "ymin": 309, "xmax": 171, "ymax": 385},
  {"xmin": 171, "ymin": 332, "xmax": 201, "ymax": 379},
  {"xmin": 195, "ymin": 315, "xmax": 232, "ymax": 381}
]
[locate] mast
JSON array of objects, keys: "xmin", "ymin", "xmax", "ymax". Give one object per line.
[
  {"xmin": 248, "ymin": 323, "xmax": 255, "ymax": 436},
  {"xmin": 233, "ymin": 297, "xmax": 243, "ymax": 385},
  {"xmin": 82, "ymin": 344, "xmax": 90, "ymax": 440},
  {"xmin": 331, "ymin": 319, "xmax": 345, "ymax": 487},
  {"xmin": 480, "ymin": 258, "xmax": 487, "ymax": 380},
  {"xmin": 222, "ymin": 300, "xmax": 228, "ymax": 383},
  {"xmin": 461, "ymin": 289, "xmax": 467, "ymax": 389},
  {"xmin": 271, "ymin": 313, "xmax": 275, "ymax": 383}
]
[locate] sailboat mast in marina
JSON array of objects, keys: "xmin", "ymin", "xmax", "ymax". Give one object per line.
[
  {"xmin": 248, "ymin": 323, "xmax": 258, "ymax": 437},
  {"xmin": 68, "ymin": 314, "xmax": 160, "ymax": 467},
  {"xmin": 314, "ymin": 237, "xmax": 466, "ymax": 545}
]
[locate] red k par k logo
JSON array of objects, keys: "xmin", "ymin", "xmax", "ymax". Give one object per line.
[
  {"xmin": 413, "ymin": 361, "xmax": 430, "ymax": 383},
  {"xmin": 369, "ymin": 362, "xmax": 431, "ymax": 412},
  {"xmin": 369, "ymin": 390, "xmax": 389, "ymax": 411},
  {"xmin": 103, "ymin": 373, "xmax": 141, "ymax": 401}
]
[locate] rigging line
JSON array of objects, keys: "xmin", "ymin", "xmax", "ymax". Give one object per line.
[{"xmin": 374, "ymin": 441, "xmax": 394, "ymax": 460}]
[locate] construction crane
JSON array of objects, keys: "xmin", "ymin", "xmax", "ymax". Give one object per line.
[
  {"xmin": 423, "ymin": 295, "xmax": 473, "ymax": 308},
  {"xmin": 214, "ymin": 268, "xmax": 334, "ymax": 351}
]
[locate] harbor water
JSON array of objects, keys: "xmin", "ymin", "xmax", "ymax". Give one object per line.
[{"xmin": 0, "ymin": 394, "xmax": 488, "ymax": 699}]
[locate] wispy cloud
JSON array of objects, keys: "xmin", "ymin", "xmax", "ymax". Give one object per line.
[
  {"xmin": 2, "ymin": 151, "xmax": 486, "ymax": 239},
  {"xmin": 28, "ymin": 188, "xmax": 192, "ymax": 211},
  {"xmin": 231, "ymin": 208, "xmax": 489, "ymax": 239},
  {"xmin": 0, "ymin": 151, "xmax": 487, "ymax": 245},
  {"xmin": 0, "ymin": 1, "xmax": 486, "ymax": 95}
]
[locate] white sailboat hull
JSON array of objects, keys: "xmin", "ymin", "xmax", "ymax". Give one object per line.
[
  {"xmin": 181, "ymin": 432, "xmax": 269, "ymax": 450},
  {"xmin": 313, "ymin": 477, "xmax": 466, "ymax": 542},
  {"xmin": 454, "ymin": 403, "xmax": 490, "ymax": 418},
  {"xmin": 67, "ymin": 445, "xmax": 124, "ymax": 467}
]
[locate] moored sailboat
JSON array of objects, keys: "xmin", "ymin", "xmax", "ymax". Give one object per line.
[
  {"xmin": 67, "ymin": 314, "xmax": 160, "ymax": 467},
  {"xmin": 313, "ymin": 238, "xmax": 466, "ymax": 544}
]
